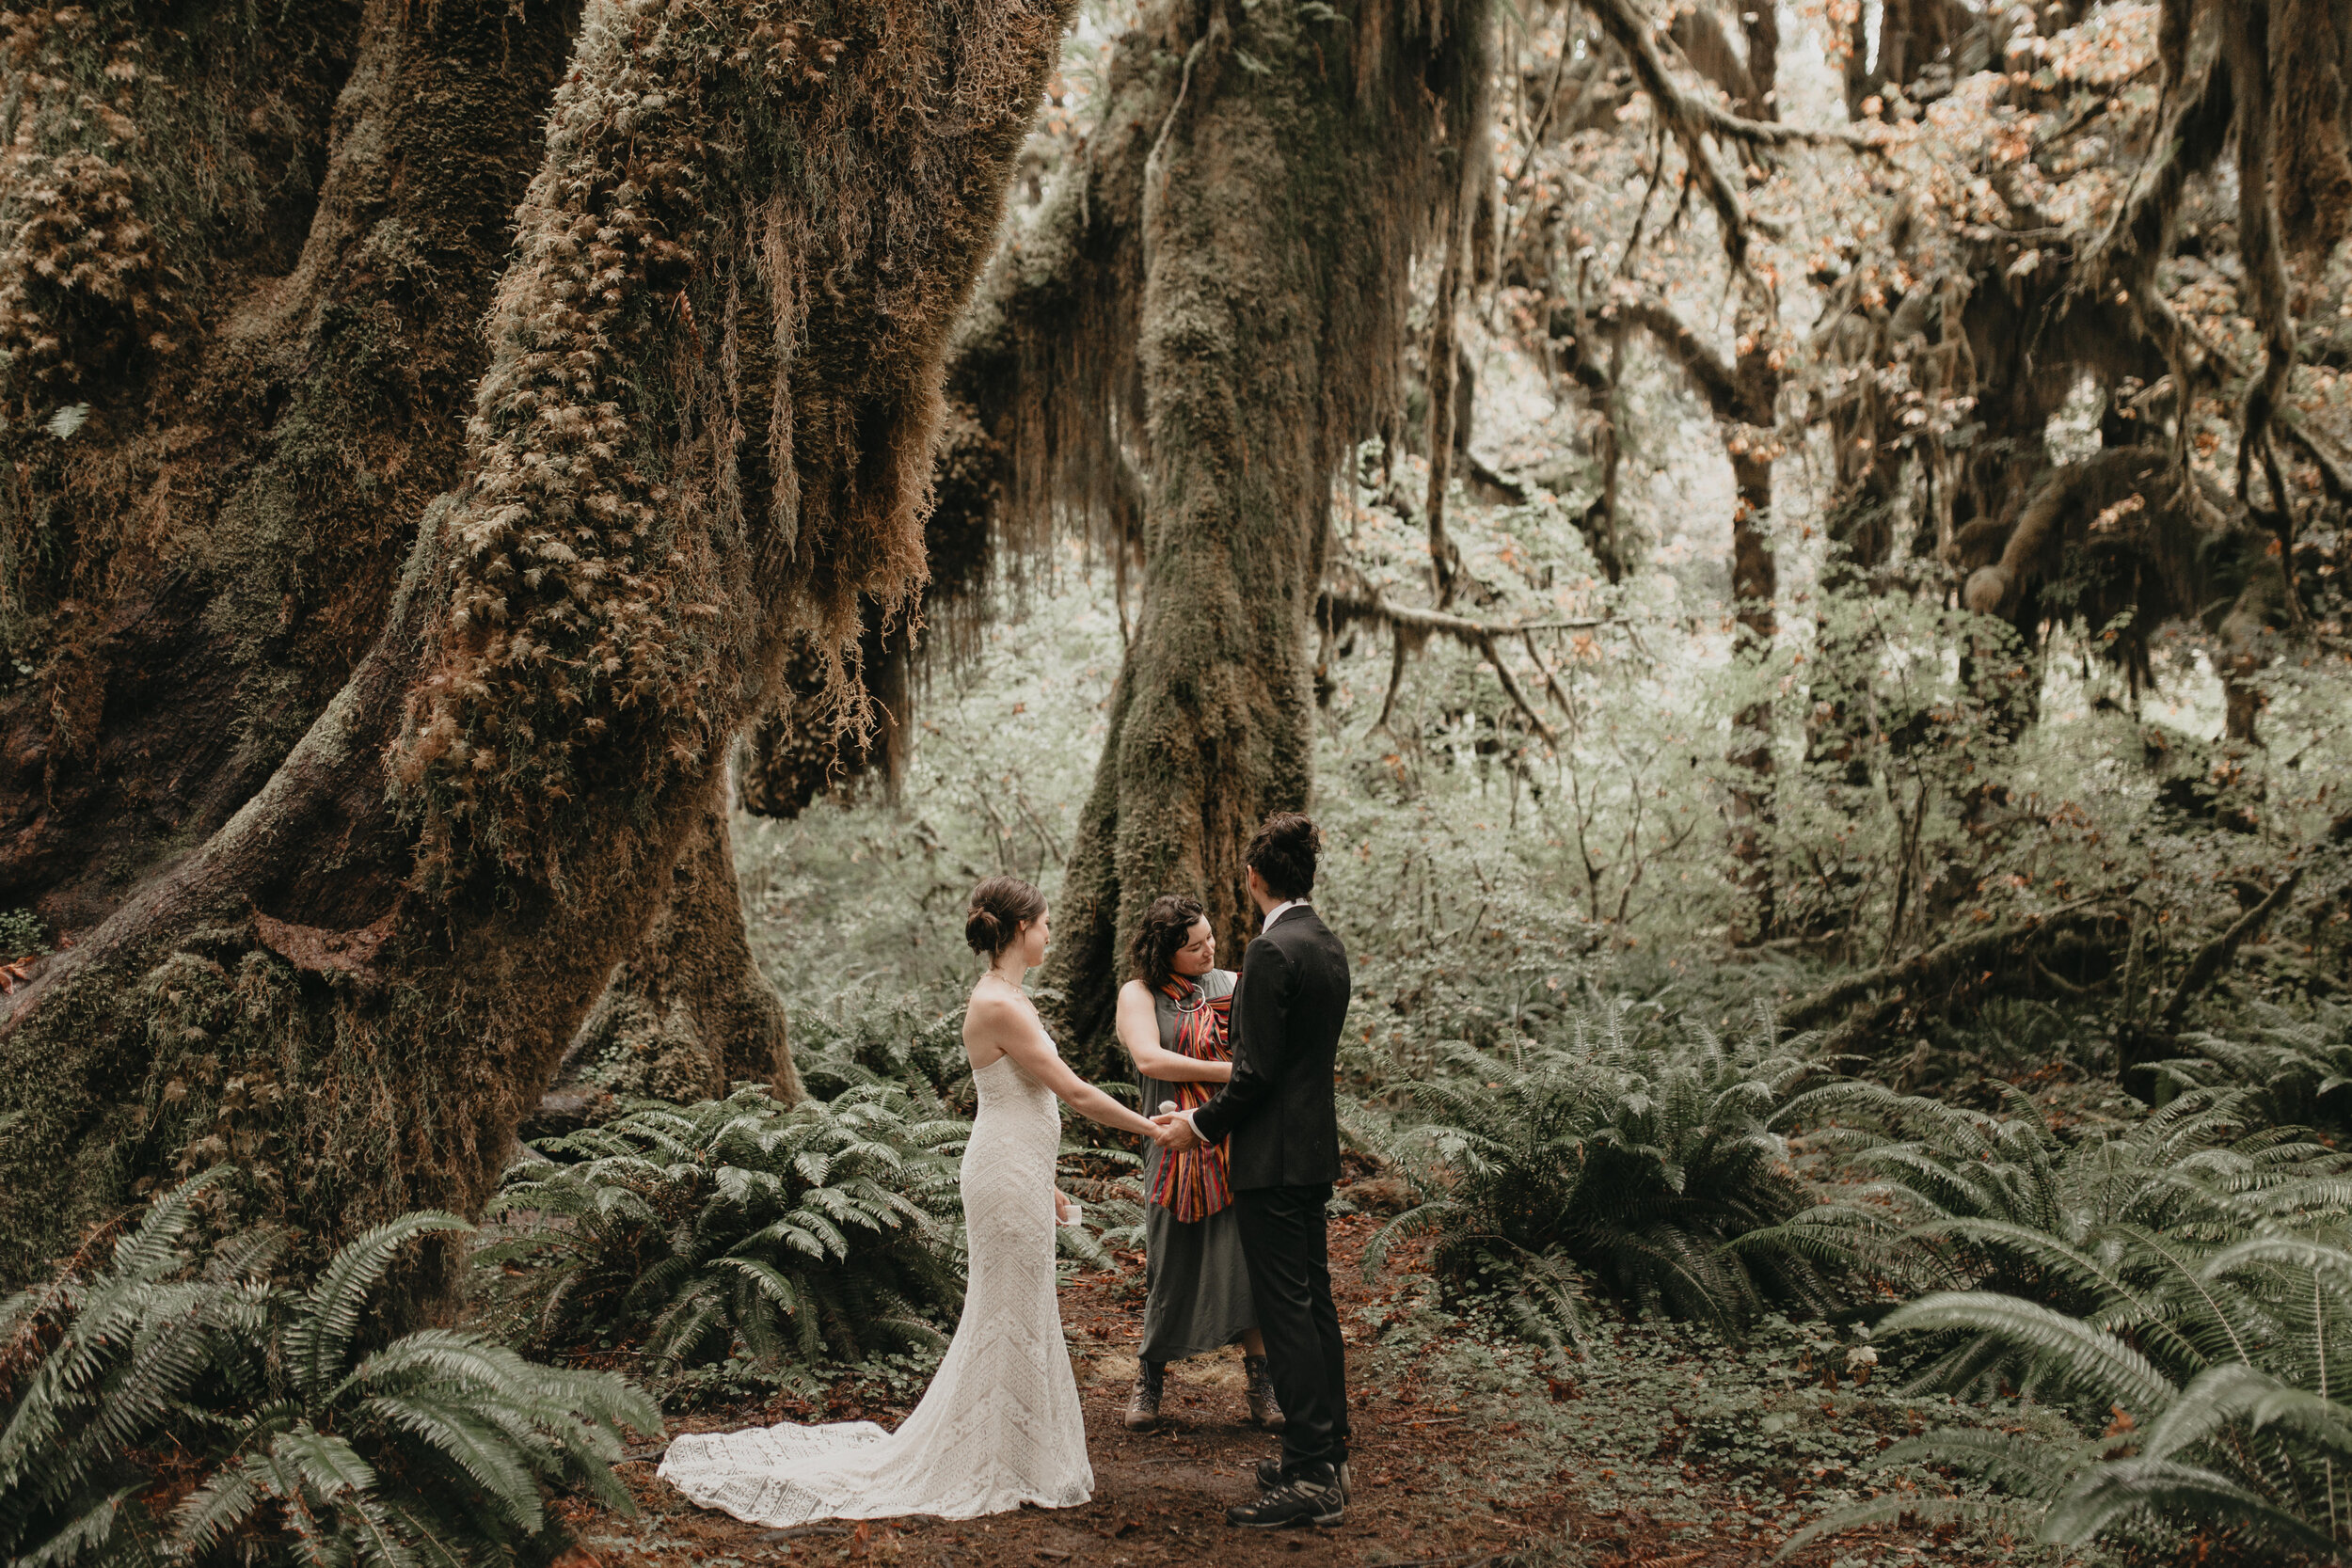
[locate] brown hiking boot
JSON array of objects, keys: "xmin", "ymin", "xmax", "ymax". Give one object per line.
[
  {"xmin": 1122, "ymin": 1360, "xmax": 1165, "ymax": 1430},
  {"xmin": 1244, "ymin": 1354, "xmax": 1284, "ymax": 1428}
]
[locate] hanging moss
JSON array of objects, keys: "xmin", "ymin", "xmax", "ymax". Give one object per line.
[
  {"xmin": 0, "ymin": 0, "xmax": 1068, "ymax": 1301},
  {"xmin": 1013, "ymin": 0, "xmax": 1493, "ymax": 1058},
  {"xmin": 0, "ymin": 2, "xmax": 576, "ymax": 935}
]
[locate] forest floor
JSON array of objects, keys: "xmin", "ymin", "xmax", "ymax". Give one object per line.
[{"xmin": 555, "ymin": 1176, "xmax": 2066, "ymax": 1568}]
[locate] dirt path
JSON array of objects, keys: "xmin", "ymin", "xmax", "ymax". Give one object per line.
[
  {"xmin": 564, "ymin": 1204, "xmax": 1557, "ymax": 1567},
  {"xmin": 557, "ymin": 1193, "xmax": 2020, "ymax": 1568}
]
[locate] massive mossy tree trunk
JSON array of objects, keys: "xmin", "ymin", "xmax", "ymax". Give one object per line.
[
  {"xmin": 981, "ymin": 0, "xmax": 1489, "ymax": 1058},
  {"xmin": 568, "ymin": 768, "xmax": 799, "ymax": 1104},
  {"xmin": 0, "ymin": 0, "xmax": 1068, "ymax": 1297},
  {"xmin": 0, "ymin": 0, "xmax": 796, "ymax": 1139},
  {"xmin": 0, "ymin": 1, "xmax": 578, "ymax": 934}
]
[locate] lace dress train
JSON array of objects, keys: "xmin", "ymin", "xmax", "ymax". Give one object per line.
[{"xmin": 657, "ymin": 1053, "xmax": 1093, "ymax": 1524}]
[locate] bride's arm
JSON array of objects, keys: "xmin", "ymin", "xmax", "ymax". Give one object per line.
[
  {"xmin": 977, "ymin": 996, "xmax": 1160, "ymax": 1137},
  {"xmin": 1115, "ymin": 981, "xmax": 1233, "ymax": 1084}
]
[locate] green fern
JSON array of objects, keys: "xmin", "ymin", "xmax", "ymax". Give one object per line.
[
  {"xmin": 1355, "ymin": 1003, "xmax": 1835, "ymax": 1339},
  {"xmin": 0, "ymin": 1169, "xmax": 658, "ymax": 1568},
  {"xmin": 485, "ymin": 1083, "xmax": 966, "ymax": 1372},
  {"xmin": 1776, "ymin": 1094, "xmax": 2352, "ymax": 1561},
  {"xmin": 1740, "ymin": 1083, "xmax": 2352, "ymax": 1398},
  {"xmin": 2161, "ymin": 1002, "xmax": 2352, "ymax": 1134}
]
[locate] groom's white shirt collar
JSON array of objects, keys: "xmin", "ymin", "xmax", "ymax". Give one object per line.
[{"xmin": 1171, "ymin": 898, "xmax": 1310, "ymax": 1141}]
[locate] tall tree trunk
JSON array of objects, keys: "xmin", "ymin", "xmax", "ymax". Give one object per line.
[
  {"xmin": 1724, "ymin": 14, "xmax": 1782, "ymax": 946},
  {"xmin": 1724, "ymin": 323, "xmax": 1779, "ymax": 943},
  {"xmin": 0, "ymin": 0, "xmax": 1067, "ymax": 1299},
  {"xmin": 570, "ymin": 767, "xmax": 799, "ymax": 1104},
  {"xmin": 1037, "ymin": 0, "xmax": 1490, "ymax": 1059},
  {"xmin": 1423, "ymin": 191, "xmax": 1471, "ymax": 609},
  {"xmin": 0, "ymin": 1, "xmax": 580, "ymax": 935}
]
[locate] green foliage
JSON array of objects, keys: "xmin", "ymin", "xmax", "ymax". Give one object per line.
[
  {"xmin": 484, "ymin": 1085, "xmax": 966, "ymax": 1375},
  {"xmin": 1756, "ymin": 1085, "xmax": 2352, "ymax": 1560},
  {"xmin": 2157, "ymin": 1003, "xmax": 2352, "ymax": 1134},
  {"xmin": 1355, "ymin": 1006, "xmax": 1836, "ymax": 1340},
  {"xmin": 787, "ymin": 991, "xmax": 977, "ymax": 1109},
  {"xmin": 0, "ymin": 908, "xmax": 44, "ymax": 962},
  {"xmin": 0, "ymin": 1169, "xmax": 656, "ymax": 1568},
  {"xmin": 1749, "ymin": 1085, "xmax": 2352, "ymax": 1387},
  {"xmin": 1790, "ymin": 1233, "xmax": 2352, "ymax": 1562}
]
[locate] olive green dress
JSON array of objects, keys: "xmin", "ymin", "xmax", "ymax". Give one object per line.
[{"xmin": 1136, "ymin": 967, "xmax": 1256, "ymax": 1363}]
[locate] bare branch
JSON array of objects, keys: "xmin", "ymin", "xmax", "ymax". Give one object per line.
[
  {"xmin": 1581, "ymin": 0, "xmax": 1879, "ymax": 153},
  {"xmin": 1319, "ymin": 590, "xmax": 1608, "ymax": 640},
  {"xmin": 1615, "ymin": 296, "xmax": 1737, "ymax": 416},
  {"xmin": 2157, "ymin": 864, "xmax": 2308, "ymax": 1032}
]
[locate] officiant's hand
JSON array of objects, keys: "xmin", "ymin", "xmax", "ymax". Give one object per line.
[{"xmin": 1150, "ymin": 1113, "xmax": 1201, "ymax": 1152}]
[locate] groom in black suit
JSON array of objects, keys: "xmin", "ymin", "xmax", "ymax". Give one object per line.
[{"xmin": 1153, "ymin": 813, "xmax": 1352, "ymax": 1528}]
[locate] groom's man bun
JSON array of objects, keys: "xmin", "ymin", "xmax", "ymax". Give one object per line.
[{"xmin": 1246, "ymin": 812, "xmax": 1321, "ymax": 901}]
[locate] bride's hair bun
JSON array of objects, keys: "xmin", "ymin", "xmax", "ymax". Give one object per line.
[
  {"xmin": 964, "ymin": 906, "xmax": 1003, "ymax": 954},
  {"xmin": 965, "ymin": 875, "xmax": 1047, "ymax": 957}
]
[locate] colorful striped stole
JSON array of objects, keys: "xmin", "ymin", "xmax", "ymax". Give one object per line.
[{"xmin": 1149, "ymin": 979, "xmax": 1234, "ymax": 1222}]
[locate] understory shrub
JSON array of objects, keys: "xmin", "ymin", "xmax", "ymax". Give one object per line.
[
  {"xmin": 786, "ymin": 990, "xmax": 976, "ymax": 1109},
  {"xmin": 2157, "ymin": 1002, "xmax": 2352, "ymax": 1136},
  {"xmin": 1790, "ymin": 1232, "xmax": 2352, "ymax": 1563},
  {"xmin": 484, "ymin": 1085, "xmax": 966, "ymax": 1374},
  {"xmin": 1756, "ymin": 1083, "xmax": 2352, "ymax": 1560},
  {"xmin": 1749, "ymin": 1085, "xmax": 2352, "ymax": 1391},
  {"xmin": 1355, "ymin": 1006, "xmax": 1838, "ymax": 1341},
  {"xmin": 0, "ymin": 1169, "xmax": 655, "ymax": 1568}
]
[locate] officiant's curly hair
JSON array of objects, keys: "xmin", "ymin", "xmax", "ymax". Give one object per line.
[
  {"xmin": 965, "ymin": 875, "xmax": 1046, "ymax": 958},
  {"xmin": 1247, "ymin": 813, "xmax": 1321, "ymax": 900},
  {"xmin": 1130, "ymin": 895, "xmax": 1209, "ymax": 990}
]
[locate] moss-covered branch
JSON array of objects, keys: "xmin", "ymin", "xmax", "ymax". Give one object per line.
[
  {"xmin": 1041, "ymin": 0, "xmax": 1494, "ymax": 1059},
  {"xmin": 0, "ymin": 0, "xmax": 1068, "ymax": 1300}
]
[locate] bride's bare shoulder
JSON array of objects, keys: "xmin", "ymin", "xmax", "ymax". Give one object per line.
[{"xmin": 963, "ymin": 982, "xmax": 1029, "ymax": 1031}]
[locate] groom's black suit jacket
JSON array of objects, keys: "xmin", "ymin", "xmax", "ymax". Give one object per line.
[{"xmin": 1190, "ymin": 907, "xmax": 1351, "ymax": 1190}]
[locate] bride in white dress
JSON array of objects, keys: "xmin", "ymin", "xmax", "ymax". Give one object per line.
[{"xmin": 659, "ymin": 875, "xmax": 1164, "ymax": 1525}]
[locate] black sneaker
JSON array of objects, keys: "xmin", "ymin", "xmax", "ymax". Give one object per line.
[
  {"xmin": 1256, "ymin": 1457, "xmax": 1351, "ymax": 1496},
  {"xmin": 1227, "ymin": 1465, "xmax": 1344, "ymax": 1528}
]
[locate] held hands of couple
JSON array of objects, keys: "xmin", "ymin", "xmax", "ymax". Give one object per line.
[{"xmin": 1147, "ymin": 1111, "xmax": 1202, "ymax": 1152}]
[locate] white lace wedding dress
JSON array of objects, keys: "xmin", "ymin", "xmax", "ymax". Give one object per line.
[{"xmin": 658, "ymin": 1053, "xmax": 1093, "ymax": 1523}]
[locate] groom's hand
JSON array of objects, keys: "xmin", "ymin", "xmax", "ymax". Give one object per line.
[{"xmin": 1151, "ymin": 1114, "xmax": 1201, "ymax": 1152}]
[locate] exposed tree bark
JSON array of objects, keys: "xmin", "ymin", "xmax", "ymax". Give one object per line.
[
  {"xmin": 1730, "ymin": 21, "xmax": 1784, "ymax": 942},
  {"xmin": 0, "ymin": 0, "xmax": 580, "ymax": 936},
  {"xmin": 1423, "ymin": 195, "xmax": 1470, "ymax": 610},
  {"xmin": 1841, "ymin": 0, "xmax": 1985, "ymax": 115},
  {"xmin": 1034, "ymin": 0, "xmax": 1492, "ymax": 1061},
  {"xmin": 0, "ymin": 0, "xmax": 1068, "ymax": 1300},
  {"xmin": 1739, "ymin": 1, "xmax": 1779, "ymax": 122},
  {"xmin": 570, "ymin": 768, "xmax": 799, "ymax": 1105},
  {"xmin": 1724, "ymin": 296, "xmax": 1781, "ymax": 943}
]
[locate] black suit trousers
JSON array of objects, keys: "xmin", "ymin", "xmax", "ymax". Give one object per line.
[{"xmin": 1233, "ymin": 1183, "xmax": 1349, "ymax": 1474}]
